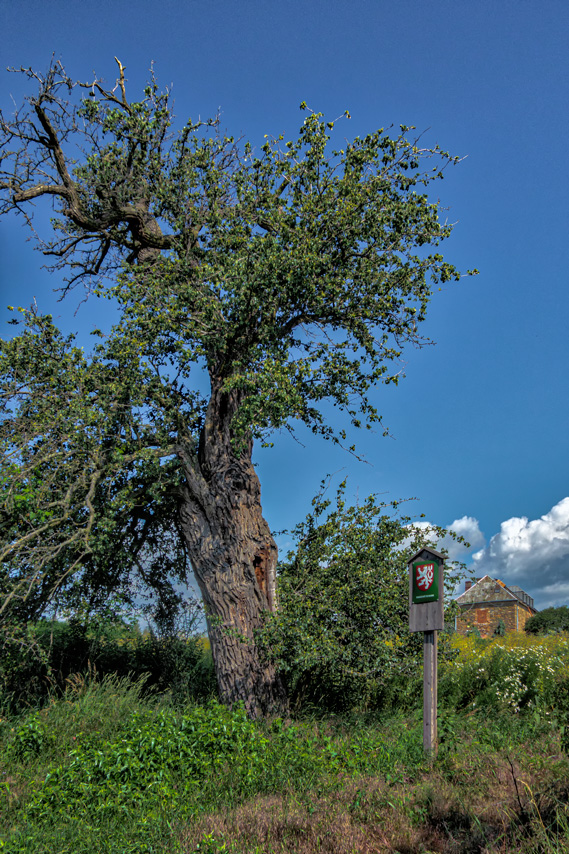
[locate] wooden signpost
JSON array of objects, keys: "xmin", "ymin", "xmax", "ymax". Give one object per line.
[{"xmin": 408, "ymin": 547, "xmax": 445, "ymax": 755}]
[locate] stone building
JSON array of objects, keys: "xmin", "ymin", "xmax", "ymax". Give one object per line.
[{"xmin": 454, "ymin": 575, "xmax": 537, "ymax": 637}]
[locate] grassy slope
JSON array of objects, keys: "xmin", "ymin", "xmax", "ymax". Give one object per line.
[{"xmin": 2, "ymin": 634, "xmax": 569, "ymax": 854}]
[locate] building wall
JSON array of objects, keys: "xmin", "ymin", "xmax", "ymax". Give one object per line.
[{"xmin": 456, "ymin": 600, "xmax": 534, "ymax": 637}]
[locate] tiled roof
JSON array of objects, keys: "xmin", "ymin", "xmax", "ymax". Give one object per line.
[{"xmin": 455, "ymin": 575, "xmax": 535, "ymax": 610}]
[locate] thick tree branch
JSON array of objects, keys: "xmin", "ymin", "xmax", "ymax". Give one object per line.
[{"xmin": 11, "ymin": 182, "xmax": 67, "ymax": 201}]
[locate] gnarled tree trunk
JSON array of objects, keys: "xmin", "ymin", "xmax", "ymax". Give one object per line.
[{"xmin": 176, "ymin": 377, "xmax": 287, "ymax": 718}]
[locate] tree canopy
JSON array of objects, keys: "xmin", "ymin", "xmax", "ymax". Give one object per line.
[{"xmin": 0, "ymin": 59, "xmax": 475, "ymax": 714}]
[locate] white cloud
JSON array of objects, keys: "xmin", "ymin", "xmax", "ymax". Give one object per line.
[
  {"xmin": 471, "ymin": 497, "xmax": 569, "ymax": 610},
  {"xmin": 405, "ymin": 516, "xmax": 484, "ymax": 562},
  {"xmin": 443, "ymin": 516, "xmax": 485, "ymax": 560}
]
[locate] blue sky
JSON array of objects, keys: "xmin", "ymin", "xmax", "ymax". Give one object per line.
[{"xmin": 1, "ymin": 0, "xmax": 568, "ymax": 610}]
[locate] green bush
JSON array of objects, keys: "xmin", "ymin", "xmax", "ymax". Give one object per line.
[
  {"xmin": 7, "ymin": 713, "xmax": 54, "ymax": 762},
  {"xmin": 258, "ymin": 481, "xmax": 465, "ymax": 714},
  {"xmin": 26, "ymin": 700, "xmax": 265, "ymax": 819},
  {"xmin": 16, "ymin": 698, "xmax": 428, "ymax": 829},
  {"xmin": 525, "ymin": 606, "xmax": 569, "ymax": 635},
  {"xmin": 0, "ymin": 619, "xmax": 50, "ymax": 710},
  {"xmin": 0, "ymin": 615, "xmax": 216, "ymax": 711}
]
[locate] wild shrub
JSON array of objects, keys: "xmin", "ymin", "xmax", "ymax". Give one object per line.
[
  {"xmin": 525, "ymin": 605, "xmax": 569, "ymax": 635},
  {"xmin": 0, "ymin": 619, "xmax": 52, "ymax": 710},
  {"xmin": 258, "ymin": 481, "xmax": 466, "ymax": 714},
  {"xmin": 17, "ymin": 699, "xmax": 425, "ymax": 824},
  {"xmin": 7, "ymin": 713, "xmax": 55, "ymax": 762},
  {"xmin": 0, "ymin": 613, "xmax": 216, "ymax": 711}
]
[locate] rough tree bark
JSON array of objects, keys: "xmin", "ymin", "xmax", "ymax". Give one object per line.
[
  {"xmin": 0, "ymin": 75, "xmax": 286, "ymax": 714},
  {"xmin": 176, "ymin": 375, "xmax": 287, "ymax": 718}
]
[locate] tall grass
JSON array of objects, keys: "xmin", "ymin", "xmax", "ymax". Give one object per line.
[{"xmin": 0, "ymin": 617, "xmax": 217, "ymax": 713}]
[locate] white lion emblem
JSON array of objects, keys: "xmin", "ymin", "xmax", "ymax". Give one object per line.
[{"xmin": 416, "ymin": 563, "xmax": 434, "ymax": 591}]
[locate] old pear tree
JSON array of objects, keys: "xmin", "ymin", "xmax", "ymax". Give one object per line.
[{"xmin": 0, "ymin": 59, "xmax": 473, "ymax": 716}]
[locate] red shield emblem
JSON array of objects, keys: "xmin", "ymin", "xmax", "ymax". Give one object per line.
[{"xmin": 415, "ymin": 563, "xmax": 435, "ymax": 591}]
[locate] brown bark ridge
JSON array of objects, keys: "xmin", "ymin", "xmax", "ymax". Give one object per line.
[{"xmin": 177, "ymin": 376, "xmax": 287, "ymax": 719}]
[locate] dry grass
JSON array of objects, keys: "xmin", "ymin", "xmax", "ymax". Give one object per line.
[{"xmin": 178, "ymin": 745, "xmax": 569, "ymax": 854}]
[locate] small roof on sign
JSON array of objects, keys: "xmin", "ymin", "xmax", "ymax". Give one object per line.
[{"xmin": 407, "ymin": 547, "xmax": 446, "ymax": 566}]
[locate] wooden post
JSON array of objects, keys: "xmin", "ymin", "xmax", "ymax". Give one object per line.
[
  {"xmin": 408, "ymin": 548, "xmax": 445, "ymax": 757},
  {"xmin": 423, "ymin": 630, "xmax": 438, "ymax": 755}
]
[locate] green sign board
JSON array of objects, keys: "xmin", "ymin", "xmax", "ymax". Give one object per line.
[{"xmin": 411, "ymin": 560, "xmax": 440, "ymax": 604}]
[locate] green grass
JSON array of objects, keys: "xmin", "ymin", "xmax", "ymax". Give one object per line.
[
  {"xmin": 2, "ymin": 680, "xmax": 569, "ymax": 853},
  {"xmin": 2, "ymin": 636, "xmax": 569, "ymax": 853}
]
